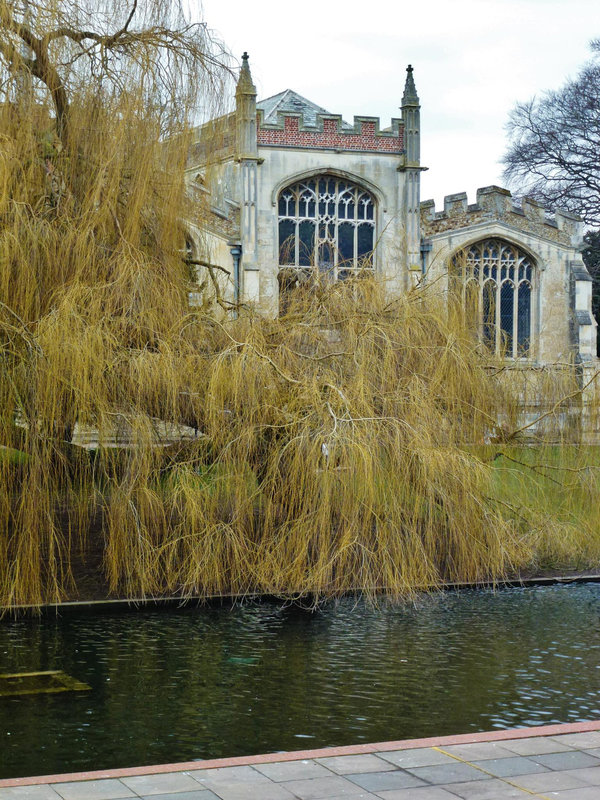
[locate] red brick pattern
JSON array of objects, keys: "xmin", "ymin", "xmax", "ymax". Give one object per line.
[{"xmin": 257, "ymin": 116, "xmax": 403, "ymax": 153}]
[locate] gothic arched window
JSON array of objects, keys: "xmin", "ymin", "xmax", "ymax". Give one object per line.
[
  {"xmin": 278, "ymin": 175, "xmax": 375, "ymax": 279},
  {"xmin": 452, "ymin": 239, "xmax": 534, "ymax": 358}
]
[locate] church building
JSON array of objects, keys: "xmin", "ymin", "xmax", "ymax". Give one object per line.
[{"xmin": 184, "ymin": 54, "xmax": 597, "ymax": 406}]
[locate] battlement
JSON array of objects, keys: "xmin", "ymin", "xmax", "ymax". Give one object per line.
[
  {"xmin": 421, "ymin": 186, "xmax": 583, "ymax": 243},
  {"xmin": 256, "ymin": 109, "xmax": 404, "ymax": 153}
]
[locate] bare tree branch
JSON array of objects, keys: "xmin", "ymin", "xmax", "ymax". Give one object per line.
[
  {"xmin": 0, "ymin": 0, "xmax": 233, "ymax": 152},
  {"xmin": 502, "ymin": 42, "xmax": 600, "ymax": 226},
  {"xmin": 184, "ymin": 257, "xmax": 230, "ymax": 276}
]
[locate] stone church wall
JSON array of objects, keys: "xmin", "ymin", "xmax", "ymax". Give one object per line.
[
  {"xmin": 421, "ymin": 187, "xmax": 592, "ymax": 366},
  {"xmin": 181, "ymin": 56, "xmax": 597, "ymax": 420},
  {"xmin": 253, "ymin": 146, "xmax": 411, "ymax": 315}
]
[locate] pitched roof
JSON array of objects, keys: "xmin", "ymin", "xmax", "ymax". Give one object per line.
[{"xmin": 257, "ymin": 89, "xmax": 351, "ymax": 129}]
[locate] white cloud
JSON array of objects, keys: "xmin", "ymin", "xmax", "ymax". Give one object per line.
[{"xmin": 200, "ymin": 0, "xmax": 598, "ymax": 205}]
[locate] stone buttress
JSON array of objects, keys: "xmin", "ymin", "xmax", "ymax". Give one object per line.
[{"xmin": 235, "ymin": 52, "xmax": 260, "ymax": 303}]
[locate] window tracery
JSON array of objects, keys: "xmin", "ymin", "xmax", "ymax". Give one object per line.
[
  {"xmin": 278, "ymin": 175, "xmax": 375, "ymax": 279},
  {"xmin": 452, "ymin": 239, "xmax": 534, "ymax": 358}
]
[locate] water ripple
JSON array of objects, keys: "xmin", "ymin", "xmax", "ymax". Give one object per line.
[{"xmin": 1, "ymin": 582, "xmax": 599, "ymax": 778}]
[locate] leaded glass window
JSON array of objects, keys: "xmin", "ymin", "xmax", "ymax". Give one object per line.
[
  {"xmin": 278, "ymin": 176, "xmax": 375, "ymax": 279},
  {"xmin": 452, "ymin": 239, "xmax": 534, "ymax": 358}
]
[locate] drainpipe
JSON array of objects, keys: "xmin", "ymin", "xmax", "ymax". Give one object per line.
[
  {"xmin": 420, "ymin": 238, "xmax": 432, "ymax": 276},
  {"xmin": 229, "ymin": 243, "xmax": 242, "ymax": 317}
]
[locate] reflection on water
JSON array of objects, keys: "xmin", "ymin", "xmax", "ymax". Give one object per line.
[{"xmin": 1, "ymin": 583, "xmax": 600, "ymax": 778}]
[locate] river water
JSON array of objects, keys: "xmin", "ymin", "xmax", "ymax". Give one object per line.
[{"xmin": 1, "ymin": 582, "xmax": 599, "ymax": 778}]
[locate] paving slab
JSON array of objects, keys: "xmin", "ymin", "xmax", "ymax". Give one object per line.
[
  {"xmin": 497, "ymin": 736, "xmax": 574, "ymax": 756},
  {"xmin": 52, "ymin": 780, "xmax": 135, "ymax": 800},
  {"xmin": 551, "ymin": 731, "xmax": 600, "ymax": 748},
  {"xmin": 439, "ymin": 743, "xmax": 520, "ymax": 761},
  {"xmin": 121, "ymin": 774, "xmax": 201, "ymax": 795},
  {"xmin": 375, "ymin": 749, "xmax": 456, "ymax": 769},
  {"xmin": 305, "ymin": 796, "xmax": 378, "ymax": 800},
  {"xmin": 403, "ymin": 762, "xmax": 489, "ymax": 784},
  {"xmin": 252, "ymin": 761, "xmax": 332, "ymax": 782},
  {"xmin": 529, "ymin": 749, "xmax": 600, "ymax": 770},
  {"xmin": 278, "ymin": 776, "xmax": 367, "ymax": 799},
  {"xmin": 553, "ymin": 765, "xmax": 600, "ymax": 785},
  {"xmin": 344, "ymin": 771, "xmax": 425, "ymax": 792},
  {"xmin": 547, "ymin": 789, "xmax": 600, "ymax": 799},
  {"xmin": 506, "ymin": 770, "xmax": 589, "ymax": 792},
  {"xmin": 438, "ymin": 778, "xmax": 531, "ymax": 799},
  {"xmin": 315, "ymin": 755, "xmax": 396, "ymax": 774},
  {"xmin": 202, "ymin": 782, "xmax": 296, "ymax": 800},
  {"xmin": 139, "ymin": 793, "xmax": 221, "ymax": 800},
  {"xmin": 375, "ymin": 789, "xmax": 458, "ymax": 800},
  {"xmin": 470, "ymin": 756, "xmax": 549, "ymax": 777},
  {"xmin": 0, "ymin": 790, "xmax": 63, "ymax": 800},
  {"xmin": 188, "ymin": 767, "xmax": 270, "ymax": 784}
]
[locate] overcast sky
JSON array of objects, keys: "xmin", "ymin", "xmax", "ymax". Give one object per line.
[{"xmin": 200, "ymin": 0, "xmax": 597, "ymax": 209}]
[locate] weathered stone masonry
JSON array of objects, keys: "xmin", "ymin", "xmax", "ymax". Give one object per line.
[
  {"xmin": 185, "ymin": 54, "xmax": 598, "ymax": 436},
  {"xmin": 421, "ymin": 186, "xmax": 579, "ymax": 246}
]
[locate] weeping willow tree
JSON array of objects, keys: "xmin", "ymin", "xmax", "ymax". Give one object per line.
[
  {"xmin": 0, "ymin": 0, "xmax": 236, "ymax": 606},
  {"xmin": 1, "ymin": 240, "xmax": 532, "ymax": 609},
  {"xmin": 0, "ymin": 2, "xmax": 596, "ymax": 611}
]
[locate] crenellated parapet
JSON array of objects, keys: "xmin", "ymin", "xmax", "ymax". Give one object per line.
[
  {"xmin": 422, "ymin": 185, "xmax": 597, "ymax": 380},
  {"xmin": 256, "ymin": 110, "xmax": 404, "ymax": 153},
  {"xmin": 188, "ymin": 114, "xmax": 236, "ymax": 165},
  {"xmin": 421, "ymin": 185, "xmax": 584, "ymax": 247}
]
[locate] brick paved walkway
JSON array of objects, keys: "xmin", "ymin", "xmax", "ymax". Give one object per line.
[{"xmin": 2, "ymin": 721, "xmax": 600, "ymax": 800}]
